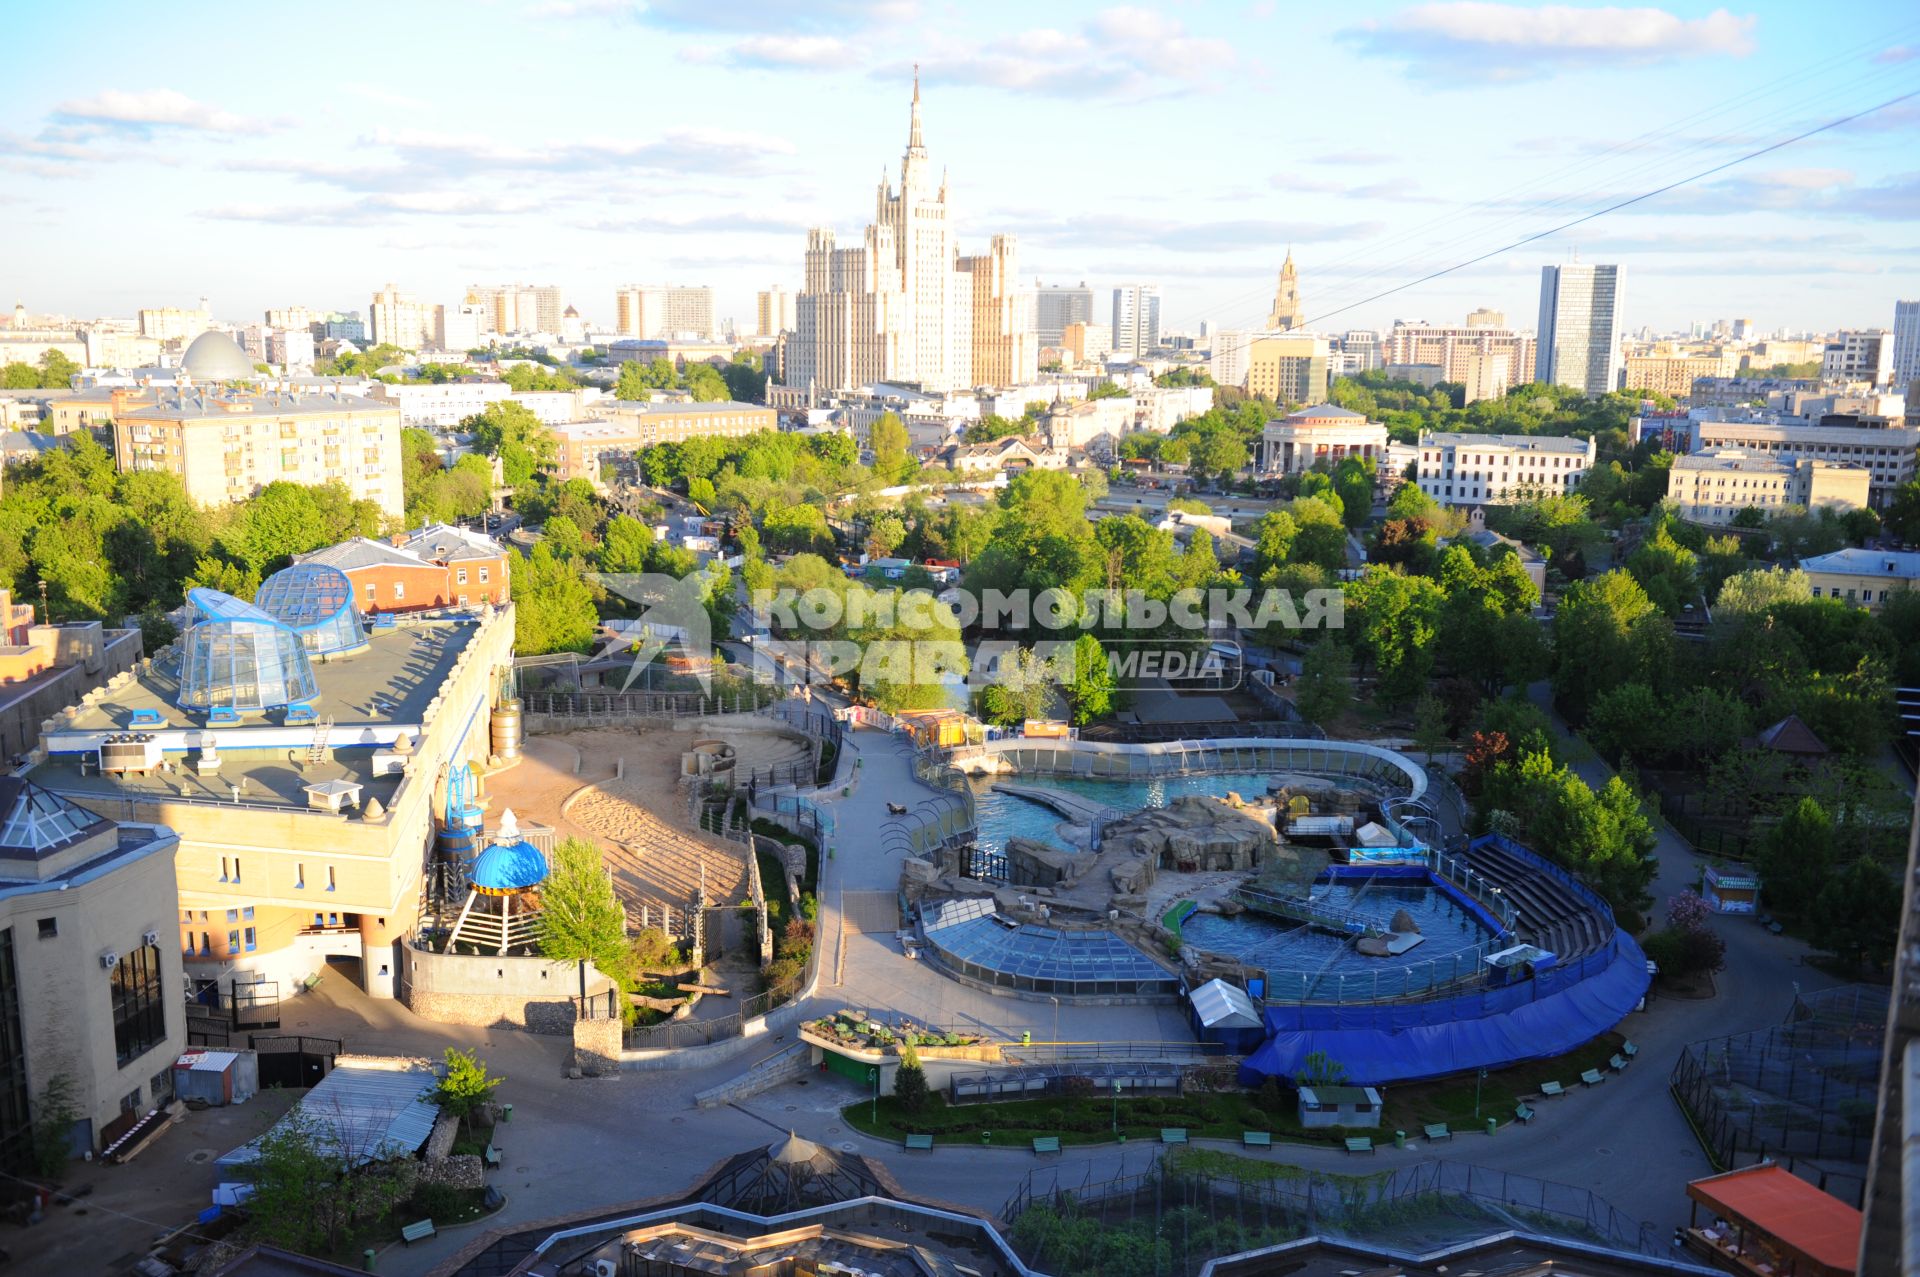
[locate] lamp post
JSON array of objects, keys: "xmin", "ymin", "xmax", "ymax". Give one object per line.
[
  {"xmin": 1049, "ymin": 996, "xmax": 1059, "ymax": 1046},
  {"xmin": 1474, "ymin": 1066, "xmax": 1486, "ymax": 1119},
  {"xmin": 870, "ymin": 1066, "xmax": 879, "ymax": 1125},
  {"xmin": 1112, "ymin": 1080, "xmax": 1121, "ymax": 1140},
  {"xmin": 36, "ymin": 580, "xmax": 48, "ymax": 626}
]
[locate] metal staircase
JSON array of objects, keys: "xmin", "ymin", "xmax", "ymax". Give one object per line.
[{"xmin": 306, "ymin": 717, "xmax": 333, "ymax": 765}]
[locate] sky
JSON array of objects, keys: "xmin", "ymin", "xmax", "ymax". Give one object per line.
[{"xmin": 3, "ymin": 0, "xmax": 1918, "ymax": 339}]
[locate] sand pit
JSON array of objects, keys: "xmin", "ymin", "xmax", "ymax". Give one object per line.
[{"xmin": 481, "ymin": 720, "xmax": 817, "ymax": 923}]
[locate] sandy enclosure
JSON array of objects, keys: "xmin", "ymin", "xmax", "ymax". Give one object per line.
[{"xmin": 481, "ymin": 722, "xmax": 815, "ymax": 920}]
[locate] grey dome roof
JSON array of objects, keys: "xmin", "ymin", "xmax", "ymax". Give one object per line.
[{"xmin": 182, "ymin": 330, "xmax": 255, "ymax": 380}]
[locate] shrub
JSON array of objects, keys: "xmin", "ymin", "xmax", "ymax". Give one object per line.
[
  {"xmin": 894, "ymin": 1047, "xmax": 930, "ymax": 1114},
  {"xmin": 1045, "ymin": 1106, "xmax": 1065, "ymax": 1125},
  {"xmin": 1060, "ymin": 1075, "xmax": 1095, "ymax": 1099},
  {"xmin": 409, "ymin": 1182, "xmax": 468, "ymax": 1223},
  {"xmin": 1679, "ymin": 924, "xmax": 1727, "ymax": 974},
  {"xmin": 1640, "ymin": 927, "xmax": 1686, "ymax": 974}
]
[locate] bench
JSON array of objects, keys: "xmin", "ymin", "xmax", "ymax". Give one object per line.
[
  {"xmin": 1621, "ymin": 1040, "xmax": 1638, "ymax": 1059},
  {"xmin": 1514, "ymin": 1103, "xmax": 1535, "ymax": 1125},
  {"xmin": 904, "ymin": 1134, "xmax": 934, "ymax": 1151},
  {"xmin": 1538, "ymin": 1081, "xmax": 1565, "ymax": 1098},
  {"xmin": 1609, "ymin": 1053, "xmax": 1629, "ymax": 1072},
  {"xmin": 1160, "ymin": 1128, "xmax": 1188, "ymax": 1145},
  {"xmin": 1580, "ymin": 1068, "xmax": 1607, "ymax": 1087},
  {"xmin": 1032, "ymin": 1137, "xmax": 1061, "ymax": 1155},
  {"xmin": 484, "ymin": 1143, "xmax": 502, "ymax": 1169},
  {"xmin": 1242, "ymin": 1131, "xmax": 1271, "ymax": 1148},
  {"xmin": 401, "ymin": 1219, "xmax": 437, "ymax": 1245},
  {"xmin": 1423, "ymin": 1123, "xmax": 1452, "ymax": 1142},
  {"xmin": 1344, "ymin": 1137, "xmax": 1374, "ymax": 1154}
]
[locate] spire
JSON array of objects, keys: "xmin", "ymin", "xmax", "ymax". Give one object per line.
[{"xmin": 907, "ymin": 64, "xmax": 925, "ymax": 154}]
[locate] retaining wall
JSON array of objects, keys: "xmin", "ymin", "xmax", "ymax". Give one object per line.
[{"xmin": 400, "ymin": 945, "xmax": 615, "ymax": 1034}]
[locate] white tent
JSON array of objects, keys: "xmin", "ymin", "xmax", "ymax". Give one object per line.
[{"xmin": 1188, "ymin": 977, "xmax": 1261, "ymax": 1030}]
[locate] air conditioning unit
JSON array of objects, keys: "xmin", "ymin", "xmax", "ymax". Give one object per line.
[
  {"xmin": 100, "ymin": 951, "xmax": 120, "ymax": 970},
  {"xmin": 591, "ymin": 1261, "xmax": 617, "ymax": 1277},
  {"xmin": 142, "ymin": 930, "xmax": 160, "ymax": 948}
]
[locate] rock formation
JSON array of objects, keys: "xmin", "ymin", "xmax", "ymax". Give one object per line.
[{"xmin": 1098, "ymin": 795, "xmax": 1278, "ymax": 873}]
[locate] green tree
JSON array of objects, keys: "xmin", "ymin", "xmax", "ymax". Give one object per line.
[
  {"xmin": 1293, "ymin": 640, "xmax": 1352, "ymax": 726},
  {"xmin": 29, "ymin": 1072, "xmax": 79, "ymax": 1177},
  {"xmin": 434, "ymin": 1048, "xmax": 504, "ymax": 1134},
  {"xmin": 1331, "ymin": 457, "xmax": 1374, "ymax": 529},
  {"xmin": 1882, "ymin": 481, "xmax": 1920, "ymax": 545},
  {"xmin": 1551, "ymin": 570, "xmax": 1670, "ymax": 722},
  {"xmin": 598, "ymin": 515, "xmax": 655, "ymax": 575},
  {"xmin": 511, "ymin": 543, "xmax": 598, "ymax": 654},
  {"xmin": 1716, "ymin": 567, "xmax": 1811, "ymax": 614},
  {"xmin": 893, "ymin": 1045, "xmax": 931, "ymax": 1112},
  {"xmin": 1757, "ymin": 797, "xmax": 1833, "ymax": 919},
  {"xmin": 245, "ymin": 1108, "xmax": 411, "ymax": 1256},
  {"xmin": 869, "ymin": 412, "xmax": 911, "ymax": 483},
  {"xmin": 1068, "ymin": 632, "xmax": 1116, "ymax": 725},
  {"xmin": 1412, "ymin": 692, "xmax": 1449, "ymax": 762},
  {"xmin": 1344, "ymin": 566, "xmax": 1444, "ymax": 703},
  {"xmin": 1812, "ymin": 856, "xmax": 1901, "ymax": 970},
  {"xmin": 467, "ymin": 400, "xmax": 556, "ymax": 487},
  {"xmin": 536, "ymin": 838, "xmax": 635, "ymax": 991}
]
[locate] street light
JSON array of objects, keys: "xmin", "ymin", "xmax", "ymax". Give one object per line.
[
  {"xmin": 1113, "ymin": 1079, "xmax": 1121, "ymax": 1139},
  {"xmin": 1049, "ymin": 996, "xmax": 1059, "ymax": 1046}
]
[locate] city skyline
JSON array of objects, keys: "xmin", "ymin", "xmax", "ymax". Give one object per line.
[{"xmin": 1, "ymin": 1, "xmax": 1916, "ymax": 336}]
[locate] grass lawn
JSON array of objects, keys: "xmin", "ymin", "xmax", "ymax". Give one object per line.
[{"xmin": 842, "ymin": 1031, "xmax": 1627, "ymax": 1147}]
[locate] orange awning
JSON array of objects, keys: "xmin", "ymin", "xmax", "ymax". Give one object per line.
[{"xmin": 1687, "ymin": 1165, "xmax": 1860, "ymax": 1277}]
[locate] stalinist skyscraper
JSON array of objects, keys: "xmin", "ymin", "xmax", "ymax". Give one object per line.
[
  {"xmin": 1267, "ymin": 250, "xmax": 1304, "ymax": 331},
  {"xmin": 783, "ymin": 75, "xmax": 1033, "ymax": 397}
]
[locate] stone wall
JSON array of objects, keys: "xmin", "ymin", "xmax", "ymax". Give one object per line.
[
  {"xmin": 572, "ymin": 1015, "xmax": 623, "ymax": 1077},
  {"xmin": 400, "ymin": 944, "xmax": 615, "ymax": 1034}
]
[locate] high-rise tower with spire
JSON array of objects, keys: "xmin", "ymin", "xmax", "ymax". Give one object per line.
[
  {"xmin": 783, "ymin": 75, "xmax": 1034, "ymax": 399},
  {"xmin": 1267, "ymin": 250, "xmax": 1304, "ymax": 331}
]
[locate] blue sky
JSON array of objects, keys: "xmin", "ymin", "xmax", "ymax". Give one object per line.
[{"xmin": 3, "ymin": 1, "xmax": 1917, "ymax": 337}]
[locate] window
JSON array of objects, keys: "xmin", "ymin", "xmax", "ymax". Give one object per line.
[
  {"xmin": 478, "ymin": 567, "xmax": 490, "ymax": 583},
  {"xmin": 233, "ymin": 858, "xmax": 240, "ymax": 884},
  {"xmin": 313, "ymin": 913, "xmax": 325, "ymax": 927},
  {"xmin": 150, "ymin": 1068, "xmax": 174, "ymax": 1105},
  {"xmin": 200, "ymin": 931, "xmax": 210, "ymax": 954},
  {"xmin": 181, "ymin": 910, "xmax": 193, "ymax": 923},
  {"xmin": 242, "ymin": 906, "xmax": 253, "ymax": 921},
  {"xmin": 228, "ymin": 929, "xmax": 239, "ymax": 951},
  {"xmin": 120, "ymin": 1087, "xmax": 142, "ymax": 1114},
  {"xmin": 366, "ymin": 582, "xmax": 378, "ymax": 599},
  {"xmin": 220, "ymin": 857, "xmax": 230, "ymax": 882},
  {"xmin": 296, "ymin": 863, "xmax": 305, "ymax": 889},
  {"xmin": 243, "ymin": 928, "xmax": 256, "ymax": 953},
  {"xmin": 327, "ymin": 866, "xmax": 337, "ymax": 893},
  {"xmin": 393, "ymin": 582, "xmax": 404, "ymax": 601},
  {"xmin": 456, "ymin": 567, "xmax": 469, "ymax": 585},
  {"xmin": 35, "ymin": 919, "xmax": 55, "ymax": 940},
  {"xmin": 110, "ymin": 944, "xmax": 166, "ymax": 1068},
  {"xmin": 458, "ymin": 595, "xmax": 469, "ymax": 606},
  {"xmin": 226, "ymin": 909, "xmax": 238, "ymax": 923}
]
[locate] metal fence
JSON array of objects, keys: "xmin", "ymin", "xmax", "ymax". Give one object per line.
[
  {"xmin": 1671, "ymin": 984, "xmax": 1887, "ymax": 1199},
  {"xmin": 1000, "ymin": 1154, "xmax": 1666, "ymax": 1276},
  {"xmin": 522, "ymin": 686, "xmax": 780, "ymax": 726}
]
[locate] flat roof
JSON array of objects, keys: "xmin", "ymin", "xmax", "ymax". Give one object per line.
[
  {"xmin": 118, "ymin": 391, "xmax": 396, "ymax": 421},
  {"xmin": 1801, "ymin": 547, "xmax": 1920, "ymax": 580},
  {"xmin": 1686, "ymin": 1165, "xmax": 1860, "ymax": 1276},
  {"xmin": 1422, "ymin": 431, "xmax": 1592, "ymax": 452}
]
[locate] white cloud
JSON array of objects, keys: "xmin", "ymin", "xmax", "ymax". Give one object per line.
[
  {"xmin": 1874, "ymin": 45, "xmax": 1916, "ymax": 65},
  {"xmin": 342, "ymin": 82, "xmax": 432, "ymax": 112},
  {"xmin": 53, "ymin": 88, "xmax": 268, "ymax": 134},
  {"xmin": 1340, "ymin": 4, "xmax": 1757, "ymax": 83}
]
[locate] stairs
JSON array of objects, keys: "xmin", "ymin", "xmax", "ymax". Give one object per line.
[
  {"xmin": 307, "ymin": 717, "xmax": 333, "ymax": 765},
  {"xmin": 1463, "ymin": 841, "xmax": 1609, "ymax": 961}
]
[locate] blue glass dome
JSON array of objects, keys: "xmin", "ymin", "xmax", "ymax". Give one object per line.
[
  {"xmin": 470, "ymin": 840, "xmax": 547, "ymax": 894},
  {"xmin": 177, "ymin": 588, "xmax": 319, "ymax": 713},
  {"xmin": 257, "ymin": 564, "xmax": 365, "ymax": 655}
]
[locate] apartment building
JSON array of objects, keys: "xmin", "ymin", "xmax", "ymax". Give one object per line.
[
  {"xmin": 756, "ymin": 287, "xmax": 798, "ymax": 338},
  {"xmin": 1665, "ymin": 448, "xmax": 1869, "ymax": 525},
  {"xmin": 113, "ymin": 389, "xmax": 404, "ymax": 518},
  {"xmin": 1800, "ymin": 548, "xmax": 1920, "ymax": 609},
  {"xmin": 614, "ymin": 285, "xmax": 716, "ymax": 341},
  {"xmin": 1413, "ymin": 431, "xmax": 1597, "ymax": 508},
  {"xmin": 1260, "ymin": 405, "xmax": 1388, "ymax": 475},
  {"xmin": 958, "ymin": 235, "xmax": 1038, "ymax": 388},
  {"xmin": 1381, "ymin": 323, "xmax": 1536, "ymax": 391},
  {"xmin": 1822, "ymin": 330, "xmax": 1892, "ymax": 385},
  {"xmin": 1245, "ymin": 333, "xmax": 1330, "ymax": 405},
  {"xmin": 137, "ymin": 307, "xmax": 211, "ymax": 343},
  {"xmin": 1536, "ymin": 263, "xmax": 1623, "ymax": 395},
  {"xmin": 1623, "ymin": 353, "xmax": 1741, "ymax": 400},
  {"xmin": 368, "ymin": 380, "xmax": 512, "ymax": 429},
  {"xmin": 552, "ymin": 401, "xmax": 774, "ymax": 480},
  {"xmin": 368, "ymin": 284, "xmax": 432, "ymax": 350}
]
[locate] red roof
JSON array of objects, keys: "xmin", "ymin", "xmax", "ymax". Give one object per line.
[{"xmin": 1687, "ymin": 1165, "xmax": 1860, "ymax": 1276}]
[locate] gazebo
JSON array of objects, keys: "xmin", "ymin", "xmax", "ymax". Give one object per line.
[
  {"xmin": 446, "ymin": 809, "xmax": 548, "ymax": 954},
  {"xmin": 1684, "ymin": 1164, "xmax": 1860, "ymax": 1277},
  {"xmin": 690, "ymin": 1132, "xmax": 889, "ymax": 1215}
]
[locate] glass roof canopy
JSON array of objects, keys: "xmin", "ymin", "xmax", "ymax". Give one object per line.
[
  {"xmin": 922, "ymin": 897, "xmax": 1178, "ymax": 997},
  {"xmin": 256, "ymin": 563, "xmax": 365, "ymax": 656},
  {"xmin": 178, "ymin": 588, "xmax": 319, "ymax": 714}
]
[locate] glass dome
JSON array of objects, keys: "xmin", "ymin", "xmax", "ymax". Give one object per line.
[
  {"xmin": 178, "ymin": 588, "xmax": 319, "ymax": 713},
  {"xmin": 256, "ymin": 563, "xmax": 365, "ymax": 655}
]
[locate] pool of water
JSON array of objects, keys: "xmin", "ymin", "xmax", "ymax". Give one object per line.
[
  {"xmin": 1183, "ymin": 877, "xmax": 1493, "ymax": 1001},
  {"xmin": 970, "ymin": 772, "xmax": 1282, "ymax": 855}
]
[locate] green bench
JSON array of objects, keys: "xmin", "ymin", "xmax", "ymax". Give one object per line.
[
  {"xmin": 1344, "ymin": 1136, "xmax": 1374, "ymax": 1154},
  {"xmin": 1423, "ymin": 1123, "xmax": 1452, "ymax": 1142},
  {"xmin": 401, "ymin": 1219, "xmax": 437, "ymax": 1245},
  {"xmin": 1580, "ymin": 1068, "xmax": 1607, "ymax": 1087},
  {"xmin": 1621, "ymin": 1040, "xmax": 1638, "ymax": 1059},
  {"xmin": 904, "ymin": 1134, "xmax": 934, "ymax": 1151},
  {"xmin": 483, "ymin": 1143, "xmax": 502, "ymax": 1169},
  {"xmin": 1538, "ymin": 1080, "xmax": 1566, "ymax": 1098},
  {"xmin": 1513, "ymin": 1103, "xmax": 1535, "ymax": 1125},
  {"xmin": 1032, "ymin": 1137, "xmax": 1061, "ymax": 1155},
  {"xmin": 1160, "ymin": 1128, "xmax": 1188, "ymax": 1145},
  {"xmin": 1609, "ymin": 1053, "xmax": 1629, "ymax": 1072},
  {"xmin": 1242, "ymin": 1131, "xmax": 1271, "ymax": 1148}
]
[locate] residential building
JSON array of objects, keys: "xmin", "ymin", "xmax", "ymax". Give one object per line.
[
  {"xmin": 368, "ymin": 284, "xmax": 432, "ymax": 350},
  {"xmin": 614, "ymin": 285, "xmax": 716, "ymax": 341},
  {"xmin": 935, "ymin": 435, "xmax": 1065, "ymax": 473},
  {"xmin": 319, "ymin": 311, "xmax": 366, "ymax": 343},
  {"xmin": 1822, "ymin": 329, "xmax": 1892, "ymax": 385},
  {"xmin": 433, "ymin": 303, "xmax": 488, "ymax": 353},
  {"xmin": 1111, "ymin": 283, "xmax": 1161, "ymax": 358},
  {"xmin": 1892, "ymin": 300, "xmax": 1920, "ymax": 389},
  {"xmin": 1266, "ymin": 250, "xmax": 1305, "ymax": 331},
  {"xmin": 1536, "ymin": 263, "xmax": 1623, "ymax": 395},
  {"xmin": 1466, "ymin": 307, "xmax": 1506, "ymax": 328},
  {"xmin": 28, "ymin": 580, "xmax": 517, "ymax": 1002},
  {"xmin": 1062, "ymin": 321, "xmax": 1112, "ymax": 365},
  {"xmin": 509, "ymin": 387, "xmax": 604, "ymax": 425},
  {"xmin": 1133, "ymin": 384, "xmax": 1215, "ymax": 434},
  {"xmin": 0, "ymin": 607, "xmax": 144, "ymax": 766},
  {"xmin": 1245, "ymin": 332, "xmax": 1330, "ymax": 405},
  {"xmin": 82, "ymin": 330, "xmax": 162, "ymax": 369},
  {"xmin": 1260, "ymin": 405, "xmax": 1388, "ymax": 475},
  {"xmin": 1458, "ymin": 351, "xmax": 1511, "ymax": 405},
  {"xmin": 1631, "ymin": 408, "xmax": 1920, "ymax": 507},
  {"xmin": 1041, "ymin": 395, "xmax": 1135, "ymax": 455},
  {"xmin": 137, "ymin": 306, "xmax": 212, "ymax": 343},
  {"xmin": 265, "ymin": 306, "xmax": 322, "ymax": 332},
  {"xmin": 466, "ymin": 284, "xmax": 564, "ymax": 335},
  {"xmin": 784, "ymin": 81, "xmax": 994, "ymax": 395},
  {"xmin": 1413, "ymin": 431, "xmax": 1596, "ymax": 508},
  {"xmin": 1384, "ymin": 323, "xmax": 1536, "ymax": 391},
  {"xmin": 1799, "ymin": 547, "xmax": 1920, "ymax": 609},
  {"xmin": 755, "ymin": 287, "xmax": 797, "ymax": 338},
  {"xmin": 958, "ymin": 235, "xmax": 1038, "ymax": 388},
  {"xmin": 552, "ymin": 401, "xmax": 774, "ymax": 480},
  {"xmin": 1622, "ymin": 352, "xmax": 1739, "ymax": 400},
  {"xmin": 297, "ymin": 523, "xmax": 511, "ymax": 614},
  {"xmin": 1035, "ymin": 282, "xmax": 1095, "ymax": 346},
  {"xmin": 0, "ymin": 780, "xmax": 183, "ymax": 1165},
  {"xmin": 367, "ymin": 380, "xmax": 511, "ymax": 429},
  {"xmin": 113, "ymin": 388, "xmax": 405, "ymax": 518},
  {"xmin": 1665, "ymin": 448, "xmax": 1869, "ymax": 525},
  {"xmin": 267, "ymin": 329, "xmax": 315, "ymax": 370},
  {"xmin": 1338, "ymin": 330, "xmax": 1382, "ymax": 374}
]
